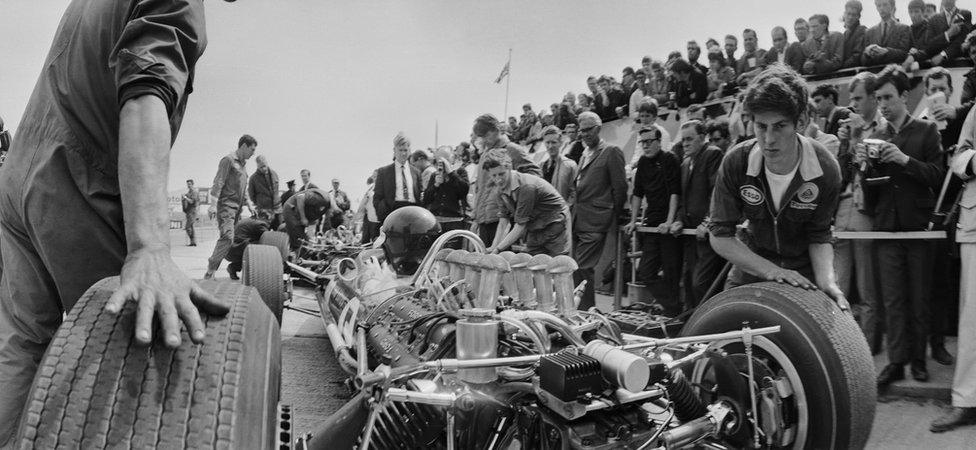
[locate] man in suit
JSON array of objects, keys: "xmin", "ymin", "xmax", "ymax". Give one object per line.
[
  {"xmin": 373, "ymin": 132, "xmax": 422, "ymax": 224},
  {"xmin": 471, "ymin": 114, "xmax": 542, "ymax": 246},
  {"xmin": 842, "ymin": 1, "xmax": 869, "ymax": 68},
  {"xmin": 764, "ymin": 26, "xmax": 804, "ymax": 72},
  {"xmin": 863, "ymin": 0, "xmax": 913, "ymax": 65},
  {"xmin": 298, "ymin": 169, "xmax": 319, "ymax": 192},
  {"xmin": 247, "ymin": 155, "xmax": 281, "ymax": 228},
  {"xmin": 673, "ymin": 121, "xmax": 726, "ymax": 307},
  {"xmin": 735, "ymin": 29, "xmax": 767, "ymax": 85},
  {"xmin": 561, "ymin": 123, "xmax": 585, "ymax": 164},
  {"xmin": 920, "ymin": 0, "xmax": 972, "ymax": 65},
  {"xmin": 865, "ymin": 66, "xmax": 945, "ymax": 390},
  {"xmin": 572, "ymin": 112, "xmax": 628, "ymax": 311},
  {"xmin": 540, "ymin": 126, "xmax": 578, "ymax": 205},
  {"xmin": 802, "ymin": 14, "xmax": 845, "ymax": 74},
  {"xmin": 787, "ymin": 18, "xmax": 811, "ymax": 71}
]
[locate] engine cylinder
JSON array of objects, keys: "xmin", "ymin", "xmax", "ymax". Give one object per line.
[{"xmin": 456, "ymin": 310, "xmax": 499, "ymax": 383}]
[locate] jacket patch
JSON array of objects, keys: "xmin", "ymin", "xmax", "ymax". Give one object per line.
[
  {"xmin": 797, "ymin": 182, "xmax": 819, "ymax": 203},
  {"xmin": 740, "ymin": 185, "xmax": 764, "ymax": 205},
  {"xmin": 788, "ymin": 200, "xmax": 818, "ymax": 210}
]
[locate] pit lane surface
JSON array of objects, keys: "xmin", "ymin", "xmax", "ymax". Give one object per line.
[{"xmin": 171, "ymin": 226, "xmax": 976, "ymax": 448}]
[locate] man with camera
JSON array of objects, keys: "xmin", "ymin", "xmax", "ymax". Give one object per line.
[
  {"xmin": 863, "ymin": 65, "xmax": 946, "ymax": 390},
  {"xmin": 836, "ymin": 72, "xmax": 887, "ymax": 355}
]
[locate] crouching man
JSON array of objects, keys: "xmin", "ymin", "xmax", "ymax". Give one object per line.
[
  {"xmin": 483, "ymin": 151, "xmax": 571, "ymax": 257},
  {"xmin": 707, "ymin": 64, "xmax": 848, "ymax": 307},
  {"xmin": 282, "ymin": 188, "xmax": 338, "ymax": 250}
]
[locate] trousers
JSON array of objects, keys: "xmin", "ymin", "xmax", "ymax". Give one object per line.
[
  {"xmin": 877, "ymin": 239, "xmax": 934, "ymax": 365},
  {"xmin": 206, "ymin": 205, "xmax": 241, "ymax": 271},
  {"xmin": 953, "ymin": 244, "xmax": 976, "ymax": 406},
  {"xmin": 833, "ymin": 196, "xmax": 882, "ymax": 347},
  {"xmin": 680, "ymin": 235, "xmax": 727, "ymax": 308},
  {"xmin": 636, "ymin": 232, "xmax": 682, "ymax": 314},
  {"xmin": 184, "ymin": 212, "xmax": 196, "ymax": 243},
  {"xmin": 573, "ymin": 231, "xmax": 607, "ymax": 311},
  {"xmin": 0, "ymin": 142, "xmax": 126, "ymax": 445}
]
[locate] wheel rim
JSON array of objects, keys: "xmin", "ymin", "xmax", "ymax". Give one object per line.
[{"xmin": 690, "ymin": 336, "xmax": 808, "ymax": 449}]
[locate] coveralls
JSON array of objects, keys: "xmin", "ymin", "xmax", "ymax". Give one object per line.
[
  {"xmin": 0, "ymin": 0, "xmax": 206, "ymax": 443},
  {"xmin": 708, "ymin": 135, "xmax": 841, "ymax": 287},
  {"xmin": 207, "ymin": 153, "xmax": 249, "ymax": 272},
  {"xmin": 283, "ymin": 189, "xmax": 334, "ymax": 250},
  {"xmin": 183, "ymin": 187, "xmax": 199, "ymax": 245}
]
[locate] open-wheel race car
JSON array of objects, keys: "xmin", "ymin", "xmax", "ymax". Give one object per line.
[{"xmin": 12, "ymin": 212, "xmax": 875, "ymax": 450}]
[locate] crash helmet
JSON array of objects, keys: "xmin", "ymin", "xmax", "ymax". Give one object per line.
[{"xmin": 380, "ymin": 206, "xmax": 441, "ymax": 275}]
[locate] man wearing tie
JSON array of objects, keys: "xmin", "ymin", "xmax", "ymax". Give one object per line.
[
  {"xmin": 373, "ymin": 132, "xmax": 422, "ymax": 224},
  {"xmin": 572, "ymin": 112, "xmax": 629, "ymax": 310},
  {"xmin": 863, "ymin": 0, "xmax": 913, "ymax": 65}
]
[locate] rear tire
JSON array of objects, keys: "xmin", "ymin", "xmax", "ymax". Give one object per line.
[
  {"xmin": 14, "ymin": 277, "xmax": 281, "ymax": 450},
  {"xmin": 681, "ymin": 282, "xmax": 875, "ymax": 449},
  {"xmin": 243, "ymin": 244, "xmax": 285, "ymax": 323},
  {"xmin": 260, "ymin": 230, "xmax": 290, "ymax": 263}
]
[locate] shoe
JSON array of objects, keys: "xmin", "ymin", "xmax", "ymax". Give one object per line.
[
  {"xmin": 931, "ymin": 339, "xmax": 955, "ymax": 366},
  {"xmin": 226, "ymin": 267, "xmax": 240, "ymax": 281},
  {"xmin": 910, "ymin": 360, "xmax": 929, "ymax": 382},
  {"xmin": 203, "ymin": 271, "xmax": 215, "ymax": 280},
  {"xmin": 189, "ymin": 242, "xmax": 197, "ymax": 247},
  {"xmin": 877, "ymin": 363, "xmax": 905, "ymax": 390},
  {"xmin": 930, "ymin": 407, "xmax": 976, "ymax": 433}
]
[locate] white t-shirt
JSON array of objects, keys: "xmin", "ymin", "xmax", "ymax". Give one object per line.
[{"xmin": 765, "ymin": 161, "xmax": 799, "ymax": 212}]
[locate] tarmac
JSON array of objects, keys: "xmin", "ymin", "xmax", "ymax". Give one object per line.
[{"xmin": 171, "ymin": 226, "xmax": 976, "ymax": 448}]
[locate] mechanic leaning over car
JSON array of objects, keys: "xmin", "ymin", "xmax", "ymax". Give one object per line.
[
  {"xmin": 707, "ymin": 63, "xmax": 849, "ymax": 309},
  {"xmin": 0, "ymin": 0, "xmax": 234, "ymax": 445},
  {"xmin": 283, "ymin": 188, "xmax": 340, "ymax": 250}
]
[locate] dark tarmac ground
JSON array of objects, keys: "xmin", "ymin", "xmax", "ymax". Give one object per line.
[{"xmin": 174, "ymin": 226, "xmax": 976, "ymax": 448}]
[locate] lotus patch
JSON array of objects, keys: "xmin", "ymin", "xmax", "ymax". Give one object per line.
[
  {"xmin": 797, "ymin": 182, "xmax": 819, "ymax": 203},
  {"xmin": 740, "ymin": 185, "xmax": 764, "ymax": 205}
]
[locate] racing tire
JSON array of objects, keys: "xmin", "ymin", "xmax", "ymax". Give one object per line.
[
  {"xmin": 260, "ymin": 230, "xmax": 290, "ymax": 263},
  {"xmin": 243, "ymin": 244, "xmax": 285, "ymax": 324},
  {"xmin": 14, "ymin": 277, "xmax": 281, "ymax": 449},
  {"xmin": 681, "ymin": 281, "xmax": 875, "ymax": 450}
]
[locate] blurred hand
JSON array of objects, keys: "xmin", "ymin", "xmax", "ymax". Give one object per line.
[
  {"xmin": 105, "ymin": 247, "xmax": 229, "ymax": 347},
  {"xmin": 696, "ymin": 223, "xmax": 709, "ymax": 240},
  {"xmin": 854, "ymin": 142, "xmax": 868, "ymax": 164},
  {"xmin": 669, "ymin": 221, "xmax": 683, "ymax": 236},
  {"xmin": 657, "ymin": 222, "xmax": 670, "ymax": 234},
  {"xmin": 301, "ymin": 218, "xmax": 309, "ymax": 227},
  {"xmin": 931, "ymin": 103, "xmax": 956, "ymax": 121},
  {"xmin": 879, "ymin": 141, "xmax": 910, "ymax": 166},
  {"xmin": 948, "ymin": 23, "xmax": 963, "ymax": 38}
]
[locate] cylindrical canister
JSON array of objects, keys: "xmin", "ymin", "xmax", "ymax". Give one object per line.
[
  {"xmin": 456, "ymin": 314, "xmax": 499, "ymax": 383},
  {"xmin": 583, "ymin": 340, "xmax": 650, "ymax": 392}
]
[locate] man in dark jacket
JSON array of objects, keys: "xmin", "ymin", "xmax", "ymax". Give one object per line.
[
  {"xmin": 842, "ymin": 1, "xmax": 869, "ymax": 68},
  {"xmin": 248, "ymin": 155, "xmax": 281, "ymax": 228},
  {"xmin": 863, "ymin": 0, "xmax": 913, "ymax": 65},
  {"xmin": 182, "ymin": 179, "xmax": 199, "ymax": 246},
  {"xmin": 373, "ymin": 132, "xmax": 422, "ymax": 223},
  {"xmin": 866, "ymin": 65, "xmax": 945, "ymax": 390},
  {"xmin": 673, "ymin": 121, "xmax": 726, "ymax": 307},
  {"xmin": 669, "ymin": 59, "xmax": 709, "ymax": 108},
  {"xmin": 923, "ymin": 0, "xmax": 973, "ymax": 65}
]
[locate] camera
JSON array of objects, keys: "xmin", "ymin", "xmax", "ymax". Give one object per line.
[{"xmin": 859, "ymin": 138, "xmax": 890, "ymax": 186}]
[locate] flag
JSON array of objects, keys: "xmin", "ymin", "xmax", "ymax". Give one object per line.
[{"xmin": 494, "ymin": 60, "xmax": 510, "ymax": 84}]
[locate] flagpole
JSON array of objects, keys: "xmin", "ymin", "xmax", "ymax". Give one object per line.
[
  {"xmin": 435, "ymin": 120, "xmax": 439, "ymax": 148},
  {"xmin": 504, "ymin": 48, "xmax": 512, "ymax": 122}
]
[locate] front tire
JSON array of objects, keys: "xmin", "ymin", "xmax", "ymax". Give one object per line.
[
  {"xmin": 681, "ymin": 282, "xmax": 876, "ymax": 449},
  {"xmin": 14, "ymin": 278, "xmax": 281, "ymax": 449}
]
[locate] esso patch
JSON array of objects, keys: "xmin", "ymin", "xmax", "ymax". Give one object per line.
[
  {"xmin": 796, "ymin": 182, "xmax": 819, "ymax": 203},
  {"xmin": 740, "ymin": 185, "xmax": 764, "ymax": 206}
]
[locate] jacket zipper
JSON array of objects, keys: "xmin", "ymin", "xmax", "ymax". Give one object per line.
[{"xmin": 758, "ymin": 175, "xmax": 783, "ymax": 256}]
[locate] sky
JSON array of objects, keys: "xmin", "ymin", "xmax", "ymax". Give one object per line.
[{"xmin": 1, "ymin": 0, "xmax": 919, "ymax": 201}]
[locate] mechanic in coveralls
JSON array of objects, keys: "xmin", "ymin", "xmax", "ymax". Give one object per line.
[
  {"xmin": 707, "ymin": 64, "xmax": 849, "ymax": 308},
  {"xmin": 282, "ymin": 188, "xmax": 340, "ymax": 250},
  {"xmin": 0, "ymin": 0, "xmax": 233, "ymax": 445}
]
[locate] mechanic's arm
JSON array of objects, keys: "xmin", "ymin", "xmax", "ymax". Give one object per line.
[
  {"xmin": 493, "ymin": 221, "xmax": 527, "ymax": 252},
  {"xmin": 210, "ymin": 156, "xmax": 229, "ymax": 205},
  {"xmin": 488, "ymin": 217, "xmax": 511, "ymax": 251},
  {"xmin": 105, "ymin": 95, "xmax": 227, "ymax": 347},
  {"xmin": 809, "ymin": 242, "xmax": 848, "ymax": 309}
]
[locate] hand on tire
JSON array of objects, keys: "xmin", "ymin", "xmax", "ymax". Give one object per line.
[
  {"xmin": 104, "ymin": 247, "xmax": 230, "ymax": 347},
  {"xmin": 764, "ymin": 268, "xmax": 816, "ymax": 290}
]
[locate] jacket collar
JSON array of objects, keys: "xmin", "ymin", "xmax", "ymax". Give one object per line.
[
  {"xmin": 746, "ymin": 134, "xmax": 824, "ymax": 181},
  {"xmin": 503, "ymin": 170, "xmax": 523, "ymax": 196}
]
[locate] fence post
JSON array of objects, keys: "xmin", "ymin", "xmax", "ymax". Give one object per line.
[{"xmin": 614, "ymin": 226, "xmax": 624, "ymax": 311}]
